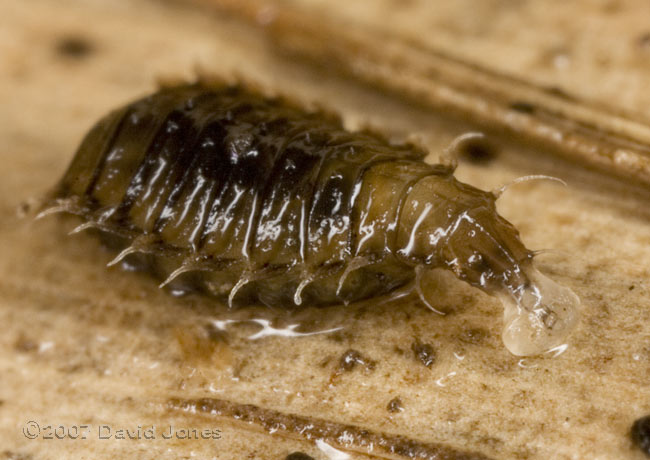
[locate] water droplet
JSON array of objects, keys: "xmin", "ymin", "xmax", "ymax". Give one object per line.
[{"xmin": 499, "ymin": 266, "xmax": 580, "ymax": 356}]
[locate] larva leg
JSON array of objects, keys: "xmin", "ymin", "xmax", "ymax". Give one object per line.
[
  {"xmin": 106, "ymin": 234, "xmax": 158, "ymax": 267},
  {"xmin": 228, "ymin": 271, "xmax": 259, "ymax": 308},
  {"xmin": 35, "ymin": 196, "xmax": 82, "ymax": 219},
  {"xmin": 293, "ymin": 272, "xmax": 316, "ymax": 306},
  {"xmin": 159, "ymin": 256, "xmax": 206, "ymax": 288},
  {"xmin": 377, "ymin": 281, "xmax": 415, "ymax": 306},
  {"xmin": 67, "ymin": 207, "xmax": 124, "ymax": 234},
  {"xmin": 415, "ymin": 265, "xmax": 446, "ymax": 315},
  {"xmin": 69, "ymin": 220, "xmax": 103, "ymax": 235},
  {"xmin": 335, "ymin": 256, "xmax": 373, "ymax": 299}
]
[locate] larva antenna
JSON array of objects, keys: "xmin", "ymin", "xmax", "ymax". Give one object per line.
[
  {"xmin": 441, "ymin": 131, "xmax": 486, "ymax": 171},
  {"xmin": 492, "ymin": 175, "xmax": 567, "ymax": 198}
]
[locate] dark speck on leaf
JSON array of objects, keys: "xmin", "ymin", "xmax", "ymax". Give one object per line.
[
  {"xmin": 338, "ymin": 349, "xmax": 375, "ymax": 372},
  {"xmin": 14, "ymin": 334, "xmax": 38, "ymax": 353},
  {"xmin": 631, "ymin": 415, "xmax": 650, "ymax": 457},
  {"xmin": 411, "ymin": 341, "xmax": 436, "ymax": 368},
  {"xmin": 204, "ymin": 322, "xmax": 228, "ymax": 342},
  {"xmin": 55, "ymin": 35, "xmax": 95, "ymax": 59},
  {"xmin": 459, "ymin": 328, "xmax": 489, "ymax": 345},
  {"xmin": 387, "ymin": 397, "xmax": 404, "ymax": 413},
  {"xmin": 638, "ymin": 32, "xmax": 650, "ymax": 50},
  {"xmin": 3, "ymin": 452, "xmax": 34, "ymax": 460},
  {"xmin": 285, "ymin": 452, "xmax": 315, "ymax": 460},
  {"xmin": 544, "ymin": 85, "xmax": 575, "ymax": 101},
  {"xmin": 509, "ymin": 101, "xmax": 536, "ymax": 114},
  {"xmin": 457, "ymin": 136, "xmax": 498, "ymax": 165}
]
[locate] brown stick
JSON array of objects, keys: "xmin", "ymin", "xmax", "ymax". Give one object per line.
[
  {"xmin": 168, "ymin": 397, "xmax": 494, "ymax": 460},
  {"xmin": 187, "ymin": 0, "xmax": 650, "ymax": 188}
]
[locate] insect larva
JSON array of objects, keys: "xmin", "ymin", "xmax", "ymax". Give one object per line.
[{"xmin": 39, "ymin": 82, "xmax": 579, "ymax": 356}]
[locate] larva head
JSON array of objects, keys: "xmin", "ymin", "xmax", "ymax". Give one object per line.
[{"xmin": 397, "ymin": 174, "xmax": 580, "ymax": 356}]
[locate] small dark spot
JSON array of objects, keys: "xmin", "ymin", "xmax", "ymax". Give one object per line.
[
  {"xmin": 457, "ymin": 137, "xmax": 498, "ymax": 165},
  {"xmin": 602, "ymin": 0, "xmax": 622, "ymax": 14},
  {"xmin": 59, "ymin": 363, "xmax": 83, "ymax": 374},
  {"xmin": 476, "ymin": 435, "xmax": 504, "ymax": 449},
  {"xmin": 631, "ymin": 415, "xmax": 650, "ymax": 457},
  {"xmin": 411, "ymin": 341, "xmax": 436, "ymax": 368},
  {"xmin": 509, "ymin": 101, "xmax": 536, "ymax": 114},
  {"xmin": 327, "ymin": 330, "xmax": 352, "ymax": 343},
  {"xmin": 55, "ymin": 35, "xmax": 94, "ymax": 59},
  {"xmin": 544, "ymin": 86, "xmax": 575, "ymax": 101},
  {"xmin": 285, "ymin": 453, "xmax": 315, "ymax": 460},
  {"xmin": 459, "ymin": 328, "xmax": 489, "ymax": 345},
  {"xmin": 16, "ymin": 201, "xmax": 33, "ymax": 218},
  {"xmin": 175, "ymin": 321, "xmax": 230, "ymax": 364},
  {"xmin": 387, "ymin": 397, "xmax": 404, "ymax": 413},
  {"xmin": 629, "ymin": 285, "xmax": 636, "ymax": 291},
  {"xmin": 184, "ymin": 97, "xmax": 197, "ymax": 111},
  {"xmin": 3, "ymin": 452, "xmax": 33, "ymax": 460},
  {"xmin": 204, "ymin": 322, "xmax": 228, "ymax": 342},
  {"xmin": 14, "ymin": 334, "xmax": 38, "ymax": 353},
  {"xmin": 340, "ymin": 349, "xmax": 363, "ymax": 371},
  {"xmin": 319, "ymin": 355, "xmax": 333, "ymax": 368},
  {"xmin": 637, "ymin": 32, "xmax": 650, "ymax": 50},
  {"xmin": 338, "ymin": 349, "xmax": 375, "ymax": 372}
]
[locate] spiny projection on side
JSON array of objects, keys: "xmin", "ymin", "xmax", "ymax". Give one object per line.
[{"xmin": 38, "ymin": 81, "xmax": 580, "ymax": 356}]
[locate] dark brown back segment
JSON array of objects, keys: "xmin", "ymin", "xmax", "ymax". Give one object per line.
[{"xmin": 49, "ymin": 83, "xmax": 443, "ymax": 306}]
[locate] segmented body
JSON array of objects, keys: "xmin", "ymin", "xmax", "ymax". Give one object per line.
[{"xmin": 42, "ymin": 83, "xmax": 531, "ymax": 307}]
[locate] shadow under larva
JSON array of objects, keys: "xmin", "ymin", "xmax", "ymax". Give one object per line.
[{"xmin": 37, "ymin": 81, "xmax": 580, "ymax": 356}]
